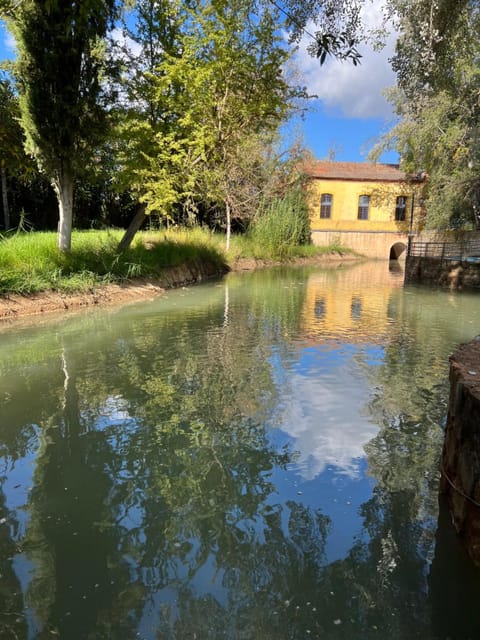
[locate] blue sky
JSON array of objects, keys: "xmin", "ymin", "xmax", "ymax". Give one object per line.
[
  {"xmin": 287, "ymin": 2, "xmax": 399, "ymax": 163},
  {"xmin": 0, "ymin": 1, "xmax": 399, "ymax": 164}
]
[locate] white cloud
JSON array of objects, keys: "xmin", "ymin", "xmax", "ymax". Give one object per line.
[
  {"xmin": 110, "ymin": 27, "xmax": 143, "ymax": 60},
  {"xmin": 279, "ymin": 367, "xmax": 378, "ymax": 481},
  {"xmin": 5, "ymin": 30, "xmax": 15, "ymax": 53},
  {"xmin": 293, "ymin": 2, "xmax": 397, "ymax": 118}
]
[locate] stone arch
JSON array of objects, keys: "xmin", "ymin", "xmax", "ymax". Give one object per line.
[{"xmin": 389, "ymin": 242, "xmax": 407, "ymax": 260}]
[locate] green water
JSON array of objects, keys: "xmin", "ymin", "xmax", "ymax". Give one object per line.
[{"xmin": 1, "ymin": 261, "xmax": 480, "ymax": 640}]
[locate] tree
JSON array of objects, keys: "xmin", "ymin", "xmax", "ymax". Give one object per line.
[
  {"xmin": 385, "ymin": 0, "xmax": 472, "ymax": 102},
  {"xmin": 3, "ymin": 0, "xmax": 120, "ymax": 250},
  {"xmin": 112, "ymin": 0, "xmax": 368, "ymax": 250},
  {"xmin": 109, "ymin": 0, "xmax": 188, "ymax": 249},
  {"xmin": 0, "ymin": 72, "xmax": 30, "ymax": 231},
  {"xmin": 118, "ymin": 0, "xmax": 301, "ymax": 250},
  {"xmin": 372, "ymin": 0, "xmax": 480, "ymax": 229},
  {"xmin": 280, "ymin": 0, "xmax": 364, "ymax": 64}
]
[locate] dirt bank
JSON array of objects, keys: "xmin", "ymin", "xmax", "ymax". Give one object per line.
[{"xmin": 0, "ymin": 253, "xmax": 358, "ymax": 322}]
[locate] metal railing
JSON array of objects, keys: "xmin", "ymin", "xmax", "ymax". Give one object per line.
[{"xmin": 408, "ymin": 239, "xmax": 480, "ymax": 260}]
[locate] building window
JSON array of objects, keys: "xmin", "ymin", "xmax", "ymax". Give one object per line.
[
  {"xmin": 314, "ymin": 297, "xmax": 326, "ymax": 319},
  {"xmin": 351, "ymin": 296, "xmax": 362, "ymax": 320},
  {"xmin": 357, "ymin": 195, "xmax": 370, "ymax": 220},
  {"xmin": 395, "ymin": 196, "xmax": 407, "ymax": 221},
  {"xmin": 320, "ymin": 194, "xmax": 333, "ymax": 218}
]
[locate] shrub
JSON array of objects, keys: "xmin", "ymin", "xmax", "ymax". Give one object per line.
[{"xmin": 250, "ymin": 190, "xmax": 310, "ymax": 258}]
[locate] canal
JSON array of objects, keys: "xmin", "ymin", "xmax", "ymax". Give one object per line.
[{"xmin": 1, "ymin": 261, "xmax": 480, "ymax": 639}]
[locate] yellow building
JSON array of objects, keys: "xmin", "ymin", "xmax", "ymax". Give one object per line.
[{"xmin": 305, "ymin": 161, "xmax": 426, "ymax": 260}]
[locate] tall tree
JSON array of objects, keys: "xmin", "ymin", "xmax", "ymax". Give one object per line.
[
  {"xmin": 113, "ymin": 0, "xmax": 368, "ymax": 250},
  {"xmin": 3, "ymin": 0, "xmax": 120, "ymax": 250},
  {"xmin": 117, "ymin": 0, "xmax": 300, "ymax": 249},
  {"xmin": 0, "ymin": 72, "xmax": 30, "ymax": 231},
  {"xmin": 110, "ymin": 0, "xmax": 187, "ymax": 249},
  {"xmin": 372, "ymin": 0, "xmax": 480, "ymax": 229}
]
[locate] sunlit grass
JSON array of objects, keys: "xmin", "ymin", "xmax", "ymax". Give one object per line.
[
  {"xmin": 0, "ymin": 227, "xmax": 354, "ymax": 295},
  {"xmin": 0, "ymin": 229, "xmax": 226, "ymax": 294}
]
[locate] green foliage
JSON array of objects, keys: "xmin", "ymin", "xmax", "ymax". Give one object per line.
[
  {"xmin": 0, "ymin": 229, "xmax": 226, "ymax": 294},
  {"xmin": 5, "ymin": 0, "xmax": 121, "ymax": 249},
  {"xmin": 8, "ymin": 0, "xmax": 119, "ymax": 178},
  {"xmin": 250, "ymin": 190, "xmax": 311, "ymax": 258},
  {"xmin": 386, "ymin": 0, "xmax": 472, "ymax": 101},
  {"xmin": 113, "ymin": 0, "xmax": 302, "ymax": 241},
  {"xmin": 0, "ymin": 0, "xmax": 371, "ymax": 241},
  {"xmin": 0, "ymin": 73, "xmax": 29, "ymax": 172},
  {"xmin": 282, "ymin": 0, "xmax": 364, "ymax": 64},
  {"xmin": 373, "ymin": 1, "xmax": 480, "ymax": 229}
]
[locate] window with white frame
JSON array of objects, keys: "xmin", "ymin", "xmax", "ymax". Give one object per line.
[
  {"xmin": 357, "ymin": 195, "xmax": 370, "ymax": 220},
  {"xmin": 320, "ymin": 193, "xmax": 333, "ymax": 218}
]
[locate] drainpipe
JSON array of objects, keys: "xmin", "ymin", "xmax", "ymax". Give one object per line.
[{"xmin": 407, "ymin": 192, "xmax": 415, "ymax": 256}]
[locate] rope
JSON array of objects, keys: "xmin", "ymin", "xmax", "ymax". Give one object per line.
[{"xmin": 441, "ymin": 462, "xmax": 480, "ymax": 509}]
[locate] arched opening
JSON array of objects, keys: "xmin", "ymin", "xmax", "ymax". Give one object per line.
[{"xmin": 389, "ymin": 242, "xmax": 407, "ymax": 261}]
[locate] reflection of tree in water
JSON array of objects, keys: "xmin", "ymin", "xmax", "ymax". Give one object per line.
[
  {"xmin": 0, "ymin": 277, "xmax": 336, "ymax": 638},
  {"xmin": 323, "ymin": 285, "xmax": 458, "ymax": 640},
  {"xmin": 3, "ymin": 271, "xmax": 479, "ymax": 638},
  {"xmin": 23, "ymin": 345, "xmax": 136, "ymax": 639},
  {"xmin": 0, "ymin": 352, "xmax": 63, "ymax": 639},
  {"xmin": 0, "ymin": 489, "xmax": 27, "ymax": 639},
  {"xmin": 93, "ymin": 291, "xmax": 333, "ymax": 638}
]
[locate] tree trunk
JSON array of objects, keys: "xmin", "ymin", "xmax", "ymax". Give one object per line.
[
  {"xmin": 118, "ymin": 202, "xmax": 147, "ymax": 251},
  {"xmin": 1, "ymin": 167, "xmax": 10, "ymax": 231},
  {"xmin": 225, "ymin": 198, "xmax": 231, "ymax": 252},
  {"xmin": 54, "ymin": 170, "xmax": 74, "ymax": 252}
]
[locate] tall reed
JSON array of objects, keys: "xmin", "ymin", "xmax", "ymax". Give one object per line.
[{"xmin": 250, "ymin": 191, "xmax": 311, "ymax": 258}]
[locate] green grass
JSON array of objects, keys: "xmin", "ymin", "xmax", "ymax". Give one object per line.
[
  {"xmin": 0, "ymin": 228, "xmax": 226, "ymax": 295},
  {"xmin": 0, "ymin": 227, "xmax": 353, "ymax": 295}
]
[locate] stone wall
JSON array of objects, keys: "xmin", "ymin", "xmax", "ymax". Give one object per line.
[
  {"xmin": 311, "ymin": 230, "xmax": 408, "ymax": 260},
  {"xmin": 441, "ymin": 338, "xmax": 480, "ymax": 566},
  {"xmin": 405, "ymin": 257, "xmax": 480, "ymax": 289}
]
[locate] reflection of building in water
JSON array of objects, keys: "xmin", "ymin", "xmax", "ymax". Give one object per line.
[{"xmin": 300, "ymin": 262, "xmax": 405, "ymax": 342}]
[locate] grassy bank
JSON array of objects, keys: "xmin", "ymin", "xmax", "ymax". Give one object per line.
[{"xmin": 0, "ymin": 228, "xmax": 351, "ymax": 295}]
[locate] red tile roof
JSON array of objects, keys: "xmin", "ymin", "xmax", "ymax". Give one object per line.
[{"xmin": 304, "ymin": 161, "xmax": 408, "ymax": 182}]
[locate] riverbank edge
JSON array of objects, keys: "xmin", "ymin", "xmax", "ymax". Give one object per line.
[
  {"xmin": 441, "ymin": 336, "xmax": 480, "ymax": 566},
  {"xmin": 0, "ymin": 252, "xmax": 361, "ymax": 321}
]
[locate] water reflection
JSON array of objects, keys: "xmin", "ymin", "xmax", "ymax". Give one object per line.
[
  {"xmin": 300, "ymin": 261, "xmax": 404, "ymax": 342},
  {"xmin": 0, "ymin": 262, "xmax": 480, "ymax": 638},
  {"xmin": 279, "ymin": 359, "xmax": 378, "ymax": 480}
]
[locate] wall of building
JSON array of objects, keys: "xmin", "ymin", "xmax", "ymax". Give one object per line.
[
  {"xmin": 308, "ymin": 178, "xmax": 421, "ymax": 234},
  {"xmin": 405, "ymin": 230, "xmax": 480, "ymax": 287},
  {"xmin": 311, "ymin": 229, "xmax": 409, "ymax": 260},
  {"xmin": 311, "ymin": 229, "xmax": 480, "ymax": 262}
]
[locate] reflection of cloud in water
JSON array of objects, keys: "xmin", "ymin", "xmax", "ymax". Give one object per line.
[{"xmin": 280, "ymin": 369, "xmax": 378, "ymax": 481}]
